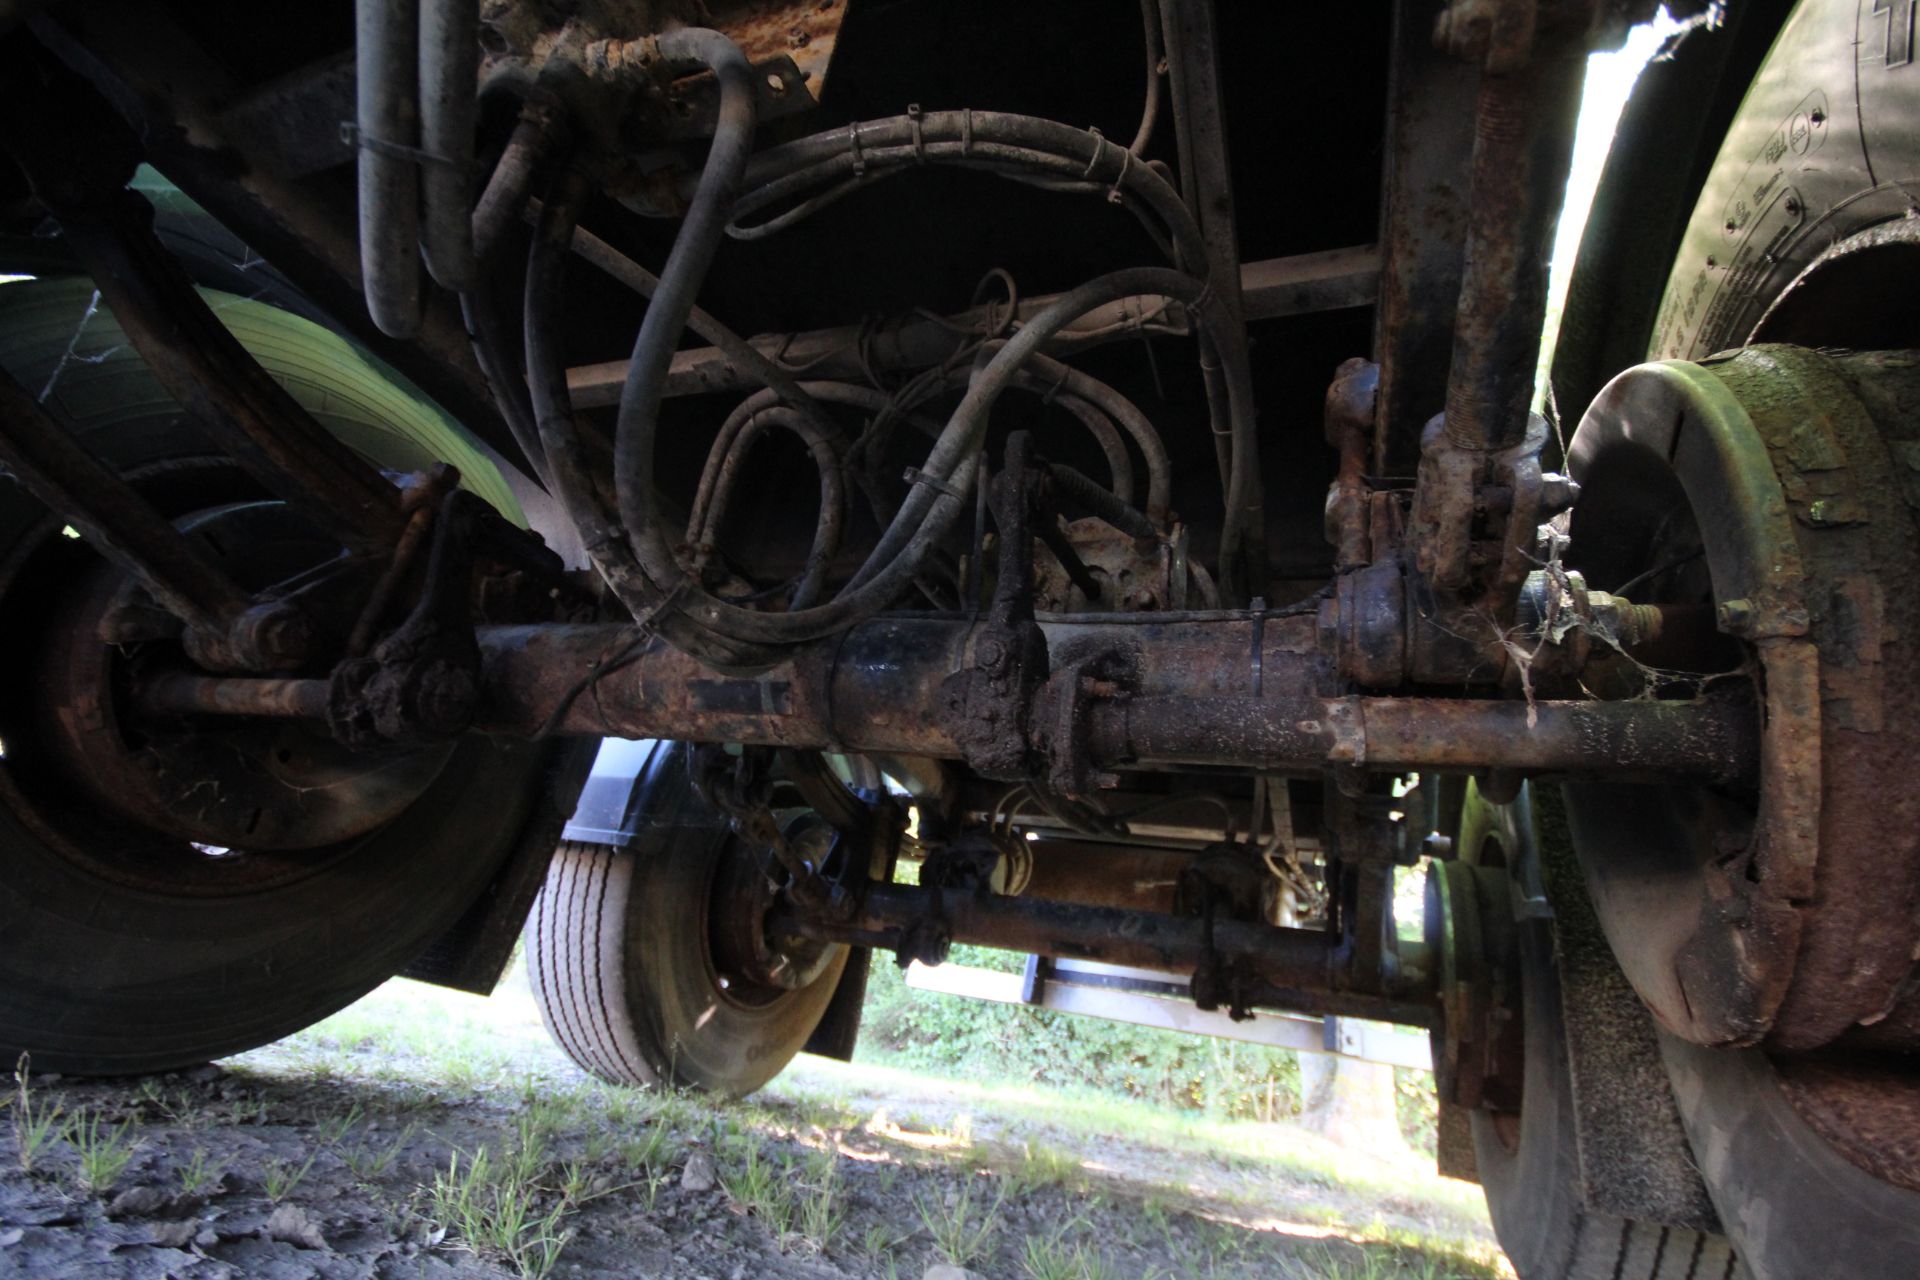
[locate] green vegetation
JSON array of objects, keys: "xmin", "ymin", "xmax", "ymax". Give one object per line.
[
  {"xmin": 915, "ymin": 1176, "xmax": 1004, "ymax": 1267},
  {"xmin": 261, "ymin": 1151, "xmax": 319, "ymax": 1202},
  {"xmin": 212, "ymin": 970, "xmax": 1498, "ymax": 1280},
  {"xmin": 6, "ymin": 1055, "xmax": 65, "ymax": 1174},
  {"xmin": 859, "ymin": 944, "xmax": 1441, "ymax": 1150},
  {"xmin": 67, "ymin": 1110, "xmax": 137, "ymax": 1193},
  {"xmin": 428, "ymin": 1146, "xmax": 574, "ymax": 1280}
]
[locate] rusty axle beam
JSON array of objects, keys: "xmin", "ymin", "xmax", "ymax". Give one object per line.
[{"xmin": 135, "ymin": 613, "xmax": 1758, "ymax": 783}]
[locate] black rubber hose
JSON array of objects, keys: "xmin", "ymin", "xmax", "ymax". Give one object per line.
[
  {"xmin": 609, "ymin": 27, "xmax": 759, "ymax": 601},
  {"xmin": 473, "ymin": 96, "xmax": 566, "ymax": 269},
  {"xmin": 1011, "ymin": 352, "xmax": 1171, "ymax": 529},
  {"xmin": 701, "ymin": 380, "xmax": 945, "ymax": 532},
  {"xmin": 461, "ymin": 286, "xmax": 550, "ymax": 491},
  {"xmin": 419, "ymin": 0, "xmax": 477, "ymax": 291},
  {"xmin": 631, "ymin": 267, "xmax": 1222, "ymax": 647},
  {"xmin": 690, "ymin": 404, "xmax": 845, "ymax": 611},
  {"xmin": 1050, "ymin": 462, "xmax": 1157, "ymax": 543},
  {"xmin": 354, "ymin": 0, "xmax": 424, "ymax": 338},
  {"xmin": 525, "ymin": 174, "xmax": 777, "ymax": 670},
  {"xmin": 852, "ymin": 352, "xmax": 1172, "ymax": 531},
  {"xmin": 1130, "ymin": 0, "xmax": 1164, "ymax": 156},
  {"xmin": 564, "ymin": 219, "xmax": 843, "ymax": 458},
  {"xmin": 730, "ymin": 127, "xmax": 1202, "ymax": 269},
  {"xmin": 461, "ymin": 98, "xmax": 570, "ymax": 489},
  {"xmin": 524, "ymin": 171, "xmax": 630, "ymax": 575}
]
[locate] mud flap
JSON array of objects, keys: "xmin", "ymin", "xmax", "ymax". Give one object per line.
[
  {"xmin": 401, "ymin": 738, "xmax": 598, "ymax": 994},
  {"xmin": 802, "ymin": 947, "xmax": 873, "ymax": 1063}
]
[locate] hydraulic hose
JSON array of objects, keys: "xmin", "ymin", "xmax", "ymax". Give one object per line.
[
  {"xmin": 628, "ymin": 267, "xmax": 1233, "ymax": 648},
  {"xmin": 690, "ymin": 404, "xmax": 846, "ymax": 611},
  {"xmin": 564, "ymin": 220, "xmax": 844, "ymax": 464},
  {"xmin": 354, "ymin": 0, "xmax": 424, "ymax": 338},
  {"xmin": 609, "ymin": 27, "xmax": 761, "ymax": 589},
  {"xmin": 419, "ymin": 0, "xmax": 477, "ymax": 291},
  {"xmin": 473, "ymin": 96, "xmax": 566, "ymax": 269}
]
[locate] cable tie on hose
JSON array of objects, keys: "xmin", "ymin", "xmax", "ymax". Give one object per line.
[
  {"xmin": 1190, "ymin": 276, "xmax": 1219, "ymax": 318},
  {"xmin": 1039, "ymin": 364, "xmax": 1072, "ymax": 406},
  {"xmin": 339, "ymin": 121, "xmax": 468, "ymax": 173},
  {"xmin": 1106, "ymin": 146, "xmax": 1132, "ymax": 205},
  {"xmin": 849, "ymin": 121, "xmax": 867, "ymax": 177},
  {"xmin": 903, "ymin": 466, "xmax": 964, "ymax": 500},
  {"xmin": 907, "ymin": 103, "xmax": 926, "ymax": 164},
  {"xmin": 1082, "ymin": 127, "xmax": 1111, "ymax": 181},
  {"xmin": 581, "ymin": 527, "xmax": 630, "ymax": 555}
]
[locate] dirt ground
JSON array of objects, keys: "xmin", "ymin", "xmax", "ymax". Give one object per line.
[{"xmin": 0, "ymin": 972, "xmax": 1504, "ymax": 1280}]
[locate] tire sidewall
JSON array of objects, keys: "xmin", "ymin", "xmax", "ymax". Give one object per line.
[
  {"xmin": 0, "ymin": 279, "xmax": 553, "ymax": 1073},
  {"xmin": 619, "ymin": 744, "xmax": 847, "ymax": 1096}
]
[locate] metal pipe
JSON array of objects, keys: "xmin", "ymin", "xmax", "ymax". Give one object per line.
[
  {"xmin": 1090, "ymin": 693, "xmax": 1760, "ymax": 784},
  {"xmin": 771, "ymin": 882, "xmax": 1433, "ymax": 1024},
  {"xmin": 355, "ymin": 0, "xmax": 424, "ymax": 338},
  {"xmin": 418, "ymin": 0, "xmax": 477, "ymax": 292},
  {"xmin": 136, "ymin": 672, "xmax": 332, "ymax": 720}
]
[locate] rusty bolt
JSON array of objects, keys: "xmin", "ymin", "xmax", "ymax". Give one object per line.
[
  {"xmin": 1539, "ymin": 473, "xmax": 1581, "ymax": 515},
  {"xmin": 230, "ymin": 601, "xmax": 314, "ymax": 671},
  {"xmin": 976, "ymin": 637, "xmax": 1006, "ymax": 670},
  {"xmin": 1716, "ymin": 598, "xmax": 1755, "ymax": 635}
]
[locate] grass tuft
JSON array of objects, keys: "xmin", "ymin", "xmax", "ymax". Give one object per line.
[
  {"xmin": 915, "ymin": 1176, "xmax": 1003, "ymax": 1268},
  {"xmin": 427, "ymin": 1146, "xmax": 573, "ymax": 1280},
  {"xmin": 176, "ymin": 1146, "xmax": 221, "ymax": 1197},
  {"xmin": 68, "ymin": 1111, "xmax": 137, "ymax": 1193},
  {"xmin": 7, "ymin": 1054, "xmax": 66, "ymax": 1175},
  {"xmin": 261, "ymin": 1151, "xmax": 319, "ymax": 1202},
  {"xmin": 720, "ymin": 1139, "xmax": 795, "ymax": 1238}
]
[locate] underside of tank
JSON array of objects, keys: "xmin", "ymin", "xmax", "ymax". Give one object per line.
[{"xmin": 3, "ymin": 2, "xmax": 1919, "ymax": 1276}]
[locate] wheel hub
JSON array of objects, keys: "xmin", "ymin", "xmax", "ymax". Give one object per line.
[
  {"xmin": 708, "ymin": 813, "xmax": 842, "ymax": 997},
  {"xmin": 35, "ymin": 500, "xmax": 450, "ymax": 853},
  {"xmin": 1566, "ymin": 345, "xmax": 1920, "ymax": 1052}
]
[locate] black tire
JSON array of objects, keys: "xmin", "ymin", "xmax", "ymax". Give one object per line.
[
  {"xmin": 1653, "ymin": 0, "xmax": 1920, "ymax": 362},
  {"xmin": 1458, "ymin": 786, "xmax": 1746, "ymax": 1280},
  {"xmin": 0, "ymin": 276, "xmax": 563, "ymax": 1075},
  {"xmin": 525, "ymin": 741, "xmax": 847, "ymax": 1097}
]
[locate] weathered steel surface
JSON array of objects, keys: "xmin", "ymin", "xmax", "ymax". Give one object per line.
[
  {"xmin": 1567, "ymin": 348, "xmax": 1920, "ymax": 1052},
  {"xmin": 1371, "ymin": 2, "xmax": 1478, "ymax": 476},
  {"xmin": 772, "ymin": 880, "xmax": 1433, "ymax": 1026},
  {"xmin": 1088, "ymin": 693, "xmax": 1756, "ymax": 782}
]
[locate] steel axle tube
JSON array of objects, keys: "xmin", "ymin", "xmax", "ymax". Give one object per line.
[
  {"xmin": 770, "ymin": 881, "xmax": 1434, "ymax": 1026},
  {"xmin": 134, "ymin": 613, "xmax": 1758, "ymax": 782}
]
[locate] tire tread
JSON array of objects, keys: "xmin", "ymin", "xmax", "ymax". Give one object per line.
[{"xmin": 526, "ymin": 841, "xmax": 658, "ymax": 1088}]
